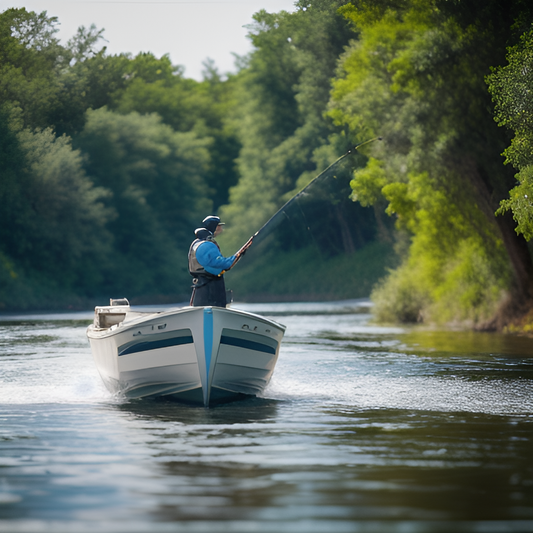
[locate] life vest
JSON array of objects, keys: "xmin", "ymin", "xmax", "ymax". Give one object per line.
[{"xmin": 188, "ymin": 237, "xmax": 220, "ymax": 276}]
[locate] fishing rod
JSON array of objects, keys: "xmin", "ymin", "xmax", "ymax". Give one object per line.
[{"xmin": 221, "ymin": 136, "xmax": 382, "ymax": 274}]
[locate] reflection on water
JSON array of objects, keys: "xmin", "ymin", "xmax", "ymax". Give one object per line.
[
  {"xmin": 401, "ymin": 328, "xmax": 533, "ymax": 356},
  {"xmin": 0, "ymin": 300, "xmax": 532, "ymax": 532},
  {"xmin": 118, "ymin": 395, "xmax": 281, "ymax": 424}
]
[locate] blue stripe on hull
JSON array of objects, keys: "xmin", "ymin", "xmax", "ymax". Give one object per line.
[
  {"xmin": 118, "ymin": 335, "xmax": 193, "ymax": 356},
  {"xmin": 220, "ymin": 335, "xmax": 276, "ymax": 355},
  {"xmin": 203, "ymin": 308, "xmax": 214, "ymax": 406},
  {"xmin": 203, "ymin": 308, "xmax": 214, "ymax": 379}
]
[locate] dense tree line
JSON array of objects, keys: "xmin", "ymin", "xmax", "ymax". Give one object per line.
[
  {"xmin": 327, "ymin": 0, "xmax": 533, "ymax": 327},
  {"xmin": 218, "ymin": 0, "xmax": 395, "ymax": 301},
  {"xmin": 0, "ymin": 7, "xmax": 238, "ymax": 308},
  {"xmin": 1, "ymin": 2, "xmax": 533, "ymax": 331}
]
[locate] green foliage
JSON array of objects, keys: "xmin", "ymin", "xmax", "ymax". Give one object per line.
[
  {"xmin": 66, "ymin": 24, "xmax": 106, "ymax": 63},
  {"xmin": 5, "ymin": 0, "xmax": 530, "ymax": 319},
  {"xmin": 0, "ymin": 8, "xmax": 131, "ymax": 136},
  {"xmin": 219, "ymin": 1, "xmax": 357, "ymax": 251},
  {"xmin": 371, "ymin": 266, "xmax": 429, "ymax": 323},
  {"xmin": 75, "ymin": 107, "xmax": 211, "ymax": 295},
  {"xmin": 228, "ymin": 240, "xmax": 396, "ymax": 302},
  {"xmin": 372, "ymin": 235, "xmax": 510, "ymax": 324},
  {"xmin": 113, "ymin": 54, "xmax": 241, "ymax": 211},
  {"xmin": 350, "ymin": 158, "xmax": 389, "ymax": 207},
  {"xmin": 51, "ymin": 35, "xmax": 130, "ymax": 136},
  {"xmin": 488, "ymin": 28, "xmax": 533, "ymax": 241},
  {"xmin": 370, "ymin": 169, "xmax": 511, "ymax": 323},
  {"xmin": 497, "ymin": 166, "xmax": 533, "ymax": 241},
  {"xmin": 0, "ymin": 8, "xmax": 227, "ymax": 308},
  {"xmin": 16, "ymin": 127, "xmax": 112, "ymax": 275},
  {"xmin": 0, "ymin": 8, "xmax": 64, "ymax": 130},
  {"xmin": 0, "ymin": 105, "xmax": 114, "ymax": 308},
  {"xmin": 328, "ymin": 0, "xmax": 530, "ymax": 324},
  {"xmin": 0, "ymin": 106, "xmax": 33, "ymax": 269}
]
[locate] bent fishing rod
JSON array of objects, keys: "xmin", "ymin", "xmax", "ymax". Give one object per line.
[{"xmin": 220, "ymin": 136, "xmax": 382, "ymax": 275}]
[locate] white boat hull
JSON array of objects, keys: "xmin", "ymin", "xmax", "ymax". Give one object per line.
[{"xmin": 86, "ymin": 304, "xmax": 285, "ymax": 406}]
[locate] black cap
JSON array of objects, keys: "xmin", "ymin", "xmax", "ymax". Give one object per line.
[{"xmin": 202, "ymin": 215, "xmax": 225, "ymax": 233}]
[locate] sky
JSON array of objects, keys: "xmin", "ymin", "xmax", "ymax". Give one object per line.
[{"xmin": 1, "ymin": 0, "xmax": 298, "ymax": 80}]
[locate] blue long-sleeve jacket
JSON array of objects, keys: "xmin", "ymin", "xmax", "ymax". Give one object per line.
[{"xmin": 195, "ymin": 241, "xmax": 236, "ymax": 276}]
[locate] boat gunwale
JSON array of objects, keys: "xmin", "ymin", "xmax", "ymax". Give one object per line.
[{"xmin": 86, "ymin": 305, "xmax": 286, "ymax": 339}]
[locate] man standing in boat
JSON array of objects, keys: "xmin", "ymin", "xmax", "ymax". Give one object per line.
[{"xmin": 188, "ymin": 216, "xmax": 236, "ymax": 307}]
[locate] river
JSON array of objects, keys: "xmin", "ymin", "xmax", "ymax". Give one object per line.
[{"xmin": 1, "ymin": 300, "xmax": 532, "ymax": 532}]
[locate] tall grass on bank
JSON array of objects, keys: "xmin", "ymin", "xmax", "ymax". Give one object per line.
[{"xmin": 227, "ymin": 241, "xmax": 397, "ymax": 303}]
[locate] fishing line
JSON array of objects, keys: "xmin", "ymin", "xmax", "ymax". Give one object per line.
[
  {"xmin": 295, "ymin": 191, "xmax": 323, "ymax": 255},
  {"xmin": 223, "ymin": 136, "xmax": 382, "ymax": 272}
]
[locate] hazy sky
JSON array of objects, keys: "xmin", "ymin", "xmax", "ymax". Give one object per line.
[{"xmin": 1, "ymin": 0, "xmax": 297, "ymax": 80}]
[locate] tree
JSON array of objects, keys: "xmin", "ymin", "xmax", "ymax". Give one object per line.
[
  {"xmin": 0, "ymin": 8, "xmax": 132, "ymax": 136},
  {"xmin": 329, "ymin": 0, "xmax": 533, "ymax": 324},
  {"xmin": 488, "ymin": 28, "xmax": 533, "ymax": 241},
  {"xmin": 75, "ymin": 107, "xmax": 212, "ymax": 296},
  {"xmin": 0, "ymin": 104, "xmax": 114, "ymax": 307},
  {"xmin": 0, "ymin": 8, "xmax": 65, "ymax": 130},
  {"xmin": 16, "ymin": 127, "xmax": 113, "ymax": 286},
  {"xmin": 219, "ymin": 0, "xmax": 358, "ymax": 250},
  {"xmin": 112, "ymin": 52, "xmax": 242, "ymax": 211},
  {"xmin": 66, "ymin": 23, "xmax": 106, "ymax": 64}
]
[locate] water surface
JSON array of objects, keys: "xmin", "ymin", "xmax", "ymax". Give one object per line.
[{"xmin": 1, "ymin": 300, "xmax": 532, "ymax": 532}]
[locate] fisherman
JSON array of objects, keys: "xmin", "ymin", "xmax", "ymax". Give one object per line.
[{"xmin": 188, "ymin": 216, "xmax": 236, "ymax": 307}]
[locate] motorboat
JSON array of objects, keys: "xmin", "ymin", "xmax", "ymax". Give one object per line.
[{"xmin": 86, "ymin": 299, "xmax": 286, "ymax": 406}]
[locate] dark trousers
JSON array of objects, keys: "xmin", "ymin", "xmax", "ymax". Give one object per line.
[{"xmin": 190, "ymin": 275, "xmax": 227, "ymax": 307}]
